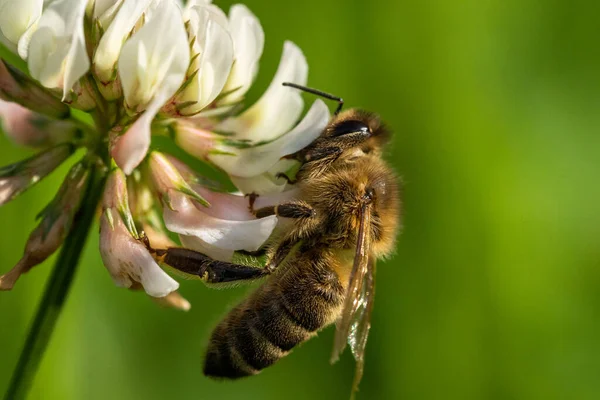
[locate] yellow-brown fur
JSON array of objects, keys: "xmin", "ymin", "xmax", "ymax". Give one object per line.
[{"xmin": 203, "ymin": 109, "xmax": 401, "ymax": 378}]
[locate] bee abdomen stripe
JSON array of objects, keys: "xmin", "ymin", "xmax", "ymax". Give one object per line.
[
  {"xmin": 254, "ymin": 300, "xmax": 312, "ymax": 352},
  {"xmin": 204, "ymin": 325, "xmax": 255, "ymax": 378},
  {"xmin": 232, "ymin": 312, "xmax": 284, "ymax": 371},
  {"xmin": 279, "ymin": 297, "xmax": 322, "ymax": 332}
]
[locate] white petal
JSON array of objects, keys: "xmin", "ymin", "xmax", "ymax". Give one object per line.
[
  {"xmin": 27, "ymin": 0, "xmax": 90, "ymax": 98},
  {"xmin": 179, "ymin": 234, "xmax": 234, "ymax": 261},
  {"xmin": 94, "ymin": 0, "xmax": 152, "ymax": 82},
  {"xmin": 111, "ymin": 82, "xmax": 173, "ymax": 175},
  {"xmin": 17, "ymin": 15, "xmax": 41, "ymax": 59},
  {"xmin": 0, "ymin": 0, "xmax": 42, "ymax": 47},
  {"xmin": 184, "ymin": 0, "xmax": 213, "ymax": 13},
  {"xmin": 118, "ymin": 0, "xmax": 189, "ymax": 110},
  {"xmin": 188, "ymin": 184, "xmax": 298, "ymax": 221},
  {"xmin": 92, "ymin": 0, "xmax": 121, "ymax": 20},
  {"xmin": 163, "ymin": 193, "xmax": 277, "ymax": 251},
  {"xmin": 175, "ymin": 7, "xmax": 233, "ymax": 114},
  {"xmin": 219, "ymin": 4, "xmax": 264, "ymax": 104},
  {"xmin": 209, "ymin": 99, "xmax": 329, "ymax": 177},
  {"xmin": 217, "ymin": 41, "xmax": 307, "ymax": 141},
  {"xmin": 100, "ymin": 209, "xmax": 179, "ymax": 297},
  {"xmin": 230, "ymin": 172, "xmax": 287, "ymax": 195}
]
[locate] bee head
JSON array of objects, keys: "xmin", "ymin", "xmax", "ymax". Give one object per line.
[{"xmin": 325, "ymin": 109, "xmax": 391, "ymax": 155}]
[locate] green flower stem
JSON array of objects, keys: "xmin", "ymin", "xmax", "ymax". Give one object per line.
[{"xmin": 4, "ymin": 163, "xmax": 107, "ymax": 400}]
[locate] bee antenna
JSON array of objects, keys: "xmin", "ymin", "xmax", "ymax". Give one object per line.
[{"xmin": 282, "ymin": 82, "xmax": 344, "ymax": 115}]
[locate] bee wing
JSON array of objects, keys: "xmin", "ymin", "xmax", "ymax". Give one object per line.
[
  {"xmin": 331, "ymin": 202, "xmax": 375, "ymax": 393},
  {"xmin": 348, "ymin": 257, "xmax": 376, "ymax": 394}
]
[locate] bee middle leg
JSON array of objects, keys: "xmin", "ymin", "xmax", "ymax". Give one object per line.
[{"xmin": 253, "ymin": 201, "xmax": 316, "ymax": 219}]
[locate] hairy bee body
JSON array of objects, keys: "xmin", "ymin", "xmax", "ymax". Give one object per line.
[
  {"xmin": 204, "ymin": 246, "xmax": 345, "ymax": 377},
  {"xmin": 153, "ymin": 107, "xmax": 401, "ymax": 384},
  {"xmin": 204, "ymin": 108, "xmax": 401, "ymax": 377}
]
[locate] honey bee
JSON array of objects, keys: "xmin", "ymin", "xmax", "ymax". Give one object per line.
[{"xmin": 148, "ymin": 83, "xmax": 401, "ymax": 396}]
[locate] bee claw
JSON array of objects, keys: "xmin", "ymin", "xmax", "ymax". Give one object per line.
[
  {"xmin": 245, "ymin": 192, "xmax": 259, "ymax": 215},
  {"xmin": 138, "ymin": 231, "xmax": 167, "ymax": 258}
]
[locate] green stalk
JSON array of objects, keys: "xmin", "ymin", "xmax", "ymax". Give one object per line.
[{"xmin": 4, "ymin": 164, "xmax": 107, "ymax": 400}]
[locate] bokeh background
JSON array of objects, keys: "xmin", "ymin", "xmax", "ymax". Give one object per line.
[{"xmin": 2, "ymin": 0, "xmax": 600, "ymax": 399}]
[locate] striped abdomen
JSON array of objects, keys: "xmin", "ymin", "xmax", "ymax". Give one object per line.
[{"xmin": 204, "ymin": 250, "xmax": 345, "ymax": 378}]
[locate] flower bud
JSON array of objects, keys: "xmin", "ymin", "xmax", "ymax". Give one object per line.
[
  {"xmin": 0, "ymin": 162, "xmax": 90, "ymax": 290},
  {"xmin": 0, "ymin": 60, "xmax": 69, "ymax": 119},
  {"xmin": 63, "ymin": 79, "xmax": 98, "ymax": 111},
  {"xmin": 172, "ymin": 120, "xmax": 217, "ymax": 161},
  {"xmin": 0, "ymin": 98, "xmax": 79, "ymax": 147},
  {"xmin": 0, "ymin": 144, "xmax": 74, "ymax": 206},
  {"xmin": 147, "ymin": 151, "xmax": 209, "ymax": 208},
  {"xmin": 99, "ymin": 168, "xmax": 179, "ymax": 298}
]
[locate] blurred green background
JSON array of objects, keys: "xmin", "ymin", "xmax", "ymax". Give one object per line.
[{"xmin": 2, "ymin": 0, "xmax": 600, "ymax": 399}]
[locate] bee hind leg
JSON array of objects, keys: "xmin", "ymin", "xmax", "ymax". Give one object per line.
[{"xmin": 153, "ymin": 247, "xmax": 269, "ymax": 284}]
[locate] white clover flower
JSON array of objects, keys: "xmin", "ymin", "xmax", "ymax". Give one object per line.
[
  {"xmin": 27, "ymin": 0, "xmax": 90, "ymax": 99},
  {"xmin": 0, "ymin": 0, "xmax": 42, "ymax": 58},
  {"xmin": 0, "ymin": 0, "xmax": 330, "ymax": 307}
]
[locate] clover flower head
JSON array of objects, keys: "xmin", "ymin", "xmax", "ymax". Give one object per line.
[{"xmin": 0, "ymin": 0, "xmax": 330, "ymax": 308}]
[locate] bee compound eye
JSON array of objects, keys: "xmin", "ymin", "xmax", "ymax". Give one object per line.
[{"xmin": 330, "ymin": 120, "xmax": 370, "ymax": 137}]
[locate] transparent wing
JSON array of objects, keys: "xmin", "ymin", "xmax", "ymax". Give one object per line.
[
  {"xmin": 330, "ymin": 202, "xmax": 376, "ymax": 395},
  {"xmin": 348, "ymin": 258, "xmax": 376, "ymax": 395}
]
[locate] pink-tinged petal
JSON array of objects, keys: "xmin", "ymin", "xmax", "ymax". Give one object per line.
[
  {"xmin": 0, "ymin": 98, "xmax": 78, "ymax": 147},
  {"xmin": 100, "ymin": 209, "xmax": 179, "ymax": 297},
  {"xmin": 153, "ymin": 290, "xmax": 191, "ymax": 311},
  {"xmin": 111, "ymin": 86, "xmax": 172, "ymax": 175},
  {"xmin": 163, "ymin": 192, "xmax": 277, "ymax": 251},
  {"xmin": 179, "ymin": 234, "xmax": 234, "ymax": 261},
  {"xmin": 0, "ymin": 162, "xmax": 89, "ymax": 290},
  {"xmin": 0, "ymin": 144, "xmax": 74, "ymax": 205},
  {"xmin": 209, "ymin": 99, "xmax": 329, "ymax": 178},
  {"xmin": 147, "ymin": 151, "xmax": 209, "ymax": 206},
  {"xmin": 190, "ymin": 183, "xmax": 299, "ymax": 221},
  {"xmin": 0, "ymin": 60, "xmax": 69, "ymax": 118},
  {"xmin": 172, "ymin": 121, "xmax": 217, "ymax": 160},
  {"xmin": 217, "ymin": 41, "xmax": 307, "ymax": 142}
]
